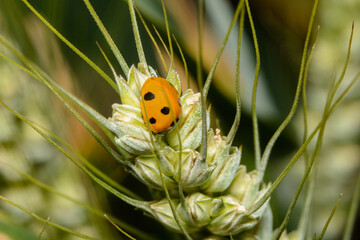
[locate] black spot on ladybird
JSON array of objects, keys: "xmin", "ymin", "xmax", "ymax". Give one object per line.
[
  {"xmin": 161, "ymin": 107, "xmax": 170, "ymax": 115},
  {"xmin": 170, "ymin": 121, "xmax": 175, "ymax": 127},
  {"xmin": 149, "ymin": 117, "xmax": 156, "ymax": 124},
  {"xmin": 144, "ymin": 92, "xmax": 155, "ymax": 101}
]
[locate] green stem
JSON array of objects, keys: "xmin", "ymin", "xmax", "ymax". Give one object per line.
[
  {"xmin": 247, "ymin": 71, "xmax": 360, "ymax": 215},
  {"xmin": 201, "ymin": 0, "xmax": 244, "ymax": 161},
  {"xmin": 173, "ymin": 35, "xmax": 190, "ymax": 89},
  {"xmin": 202, "ymin": 0, "xmax": 244, "ymax": 99},
  {"xmin": 140, "ymin": 98, "xmax": 192, "ymax": 240},
  {"xmin": 0, "ymin": 195, "xmax": 98, "ymax": 240},
  {"xmin": 329, "ymin": 22, "xmax": 354, "ymax": 107},
  {"xmin": 298, "ymin": 27, "xmax": 320, "ymax": 240},
  {"xmin": 83, "ymin": 0, "xmax": 129, "ymax": 75},
  {"xmin": 0, "ymin": 100, "xmax": 150, "ymax": 212},
  {"xmin": 104, "ymin": 214, "xmax": 136, "ymax": 240},
  {"xmin": 274, "ymin": 79, "xmax": 327, "ymax": 240},
  {"xmin": 342, "ymin": 174, "xmax": 360, "ymax": 240},
  {"xmin": 37, "ymin": 217, "xmax": 49, "ymax": 240},
  {"xmin": 197, "ymin": 0, "xmax": 207, "ymax": 163},
  {"xmin": 299, "ymin": 23, "xmax": 355, "ymax": 239},
  {"xmin": 0, "ymin": 37, "xmax": 130, "ymax": 168},
  {"xmin": 273, "ymin": 25, "xmax": 317, "ymax": 239},
  {"xmin": 318, "ymin": 194, "xmax": 343, "ymax": 240},
  {"xmin": 245, "ymin": 0, "xmax": 262, "ymax": 169},
  {"xmin": 128, "ymin": 0, "xmax": 147, "ymax": 68},
  {"xmin": 161, "ymin": 0, "xmax": 174, "ymax": 69},
  {"xmin": 1, "ymin": 161, "xmax": 152, "ymax": 239},
  {"xmin": 21, "ymin": 0, "xmax": 118, "ymax": 93},
  {"xmin": 197, "ymin": 0, "xmax": 204, "ymax": 89},
  {"xmin": 258, "ymin": 0, "xmax": 319, "ymax": 182},
  {"xmin": 135, "ymin": 6, "xmax": 168, "ymax": 72},
  {"xmin": 227, "ymin": 5, "xmax": 245, "ymax": 144}
]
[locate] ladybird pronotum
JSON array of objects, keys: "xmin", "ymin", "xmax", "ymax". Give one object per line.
[{"xmin": 140, "ymin": 77, "xmax": 181, "ymax": 133}]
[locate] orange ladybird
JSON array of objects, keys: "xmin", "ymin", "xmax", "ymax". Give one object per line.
[{"xmin": 140, "ymin": 77, "xmax": 181, "ymax": 133}]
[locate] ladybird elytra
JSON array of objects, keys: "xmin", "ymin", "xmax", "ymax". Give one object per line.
[{"xmin": 140, "ymin": 77, "xmax": 181, "ymax": 133}]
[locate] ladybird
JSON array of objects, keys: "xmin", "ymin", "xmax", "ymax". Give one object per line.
[{"xmin": 140, "ymin": 77, "xmax": 181, "ymax": 133}]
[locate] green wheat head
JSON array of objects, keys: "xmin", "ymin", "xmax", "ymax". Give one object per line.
[{"xmin": 0, "ymin": 0, "xmax": 359, "ymax": 240}]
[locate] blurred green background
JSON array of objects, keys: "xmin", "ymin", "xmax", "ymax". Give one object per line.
[{"xmin": 0, "ymin": 0, "xmax": 359, "ymax": 239}]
